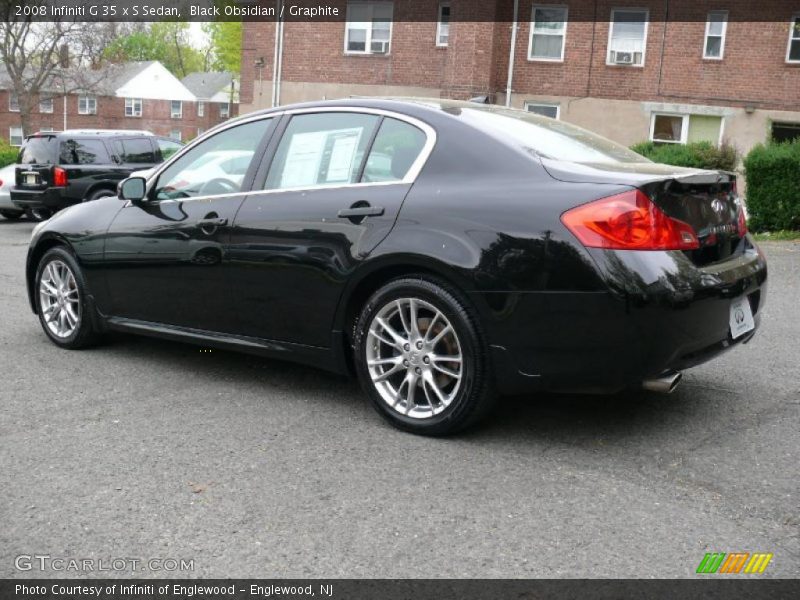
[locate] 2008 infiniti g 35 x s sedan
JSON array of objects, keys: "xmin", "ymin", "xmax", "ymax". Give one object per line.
[{"xmin": 26, "ymin": 99, "xmax": 767, "ymax": 435}]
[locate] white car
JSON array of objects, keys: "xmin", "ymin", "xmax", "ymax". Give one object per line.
[{"xmin": 0, "ymin": 163, "xmax": 25, "ymax": 220}]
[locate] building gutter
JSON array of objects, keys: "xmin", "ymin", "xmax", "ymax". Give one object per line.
[{"xmin": 505, "ymin": 0, "xmax": 519, "ymax": 107}]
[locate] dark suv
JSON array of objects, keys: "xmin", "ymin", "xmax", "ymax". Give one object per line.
[{"xmin": 11, "ymin": 130, "xmax": 183, "ymax": 220}]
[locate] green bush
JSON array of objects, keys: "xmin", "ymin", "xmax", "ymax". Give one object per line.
[
  {"xmin": 0, "ymin": 138, "xmax": 18, "ymax": 168},
  {"xmin": 630, "ymin": 140, "xmax": 738, "ymax": 172},
  {"xmin": 743, "ymin": 141, "xmax": 800, "ymax": 232}
]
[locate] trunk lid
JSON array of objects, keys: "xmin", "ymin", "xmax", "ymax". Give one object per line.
[{"xmin": 542, "ymin": 159, "xmax": 744, "ymax": 265}]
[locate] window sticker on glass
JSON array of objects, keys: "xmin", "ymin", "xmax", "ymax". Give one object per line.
[{"xmin": 280, "ymin": 127, "xmax": 363, "ymax": 188}]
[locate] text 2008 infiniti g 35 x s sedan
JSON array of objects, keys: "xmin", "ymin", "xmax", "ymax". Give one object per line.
[{"xmin": 26, "ymin": 99, "xmax": 767, "ymax": 435}]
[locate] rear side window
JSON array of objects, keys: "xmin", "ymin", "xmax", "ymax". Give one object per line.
[
  {"xmin": 266, "ymin": 112, "xmax": 379, "ymax": 190},
  {"xmin": 156, "ymin": 137, "xmax": 183, "ymax": 161},
  {"xmin": 362, "ymin": 117, "xmax": 426, "ymax": 183},
  {"xmin": 59, "ymin": 139, "xmax": 112, "ymax": 165},
  {"xmin": 18, "ymin": 136, "xmax": 58, "ymax": 164},
  {"xmin": 114, "ymin": 138, "xmax": 157, "ymax": 164}
]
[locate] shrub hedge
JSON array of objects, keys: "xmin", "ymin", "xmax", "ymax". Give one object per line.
[
  {"xmin": 743, "ymin": 141, "xmax": 800, "ymax": 232},
  {"xmin": 0, "ymin": 139, "xmax": 18, "ymax": 168},
  {"xmin": 630, "ymin": 140, "xmax": 739, "ymax": 172}
]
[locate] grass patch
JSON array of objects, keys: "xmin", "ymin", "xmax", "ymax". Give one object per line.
[{"xmin": 751, "ymin": 230, "xmax": 800, "ymax": 241}]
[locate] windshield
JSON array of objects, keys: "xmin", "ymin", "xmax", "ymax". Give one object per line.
[
  {"xmin": 18, "ymin": 136, "xmax": 59, "ymax": 164},
  {"xmin": 433, "ymin": 101, "xmax": 648, "ymax": 164}
]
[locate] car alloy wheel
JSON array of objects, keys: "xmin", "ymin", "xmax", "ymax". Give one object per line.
[
  {"xmin": 38, "ymin": 259, "xmax": 81, "ymax": 338},
  {"xmin": 354, "ymin": 277, "xmax": 496, "ymax": 435},
  {"xmin": 366, "ymin": 297, "xmax": 463, "ymax": 419}
]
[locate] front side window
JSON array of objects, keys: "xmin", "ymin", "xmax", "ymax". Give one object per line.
[
  {"xmin": 529, "ymin": 5, "xmax": 568, "ymax": 61},
  {"xmin": 59, "ymin": 139, "xmax": 112, "ymax": 165},
  {"xmin": 362, "ymin": 117, "xmax": 426, "ymax": 183},
  {"xmin": 704, "ymin": 11, "xmax": 728, "ymax": 59},
  {"xmin": 345, "ymin": 1, "xmax": 393, "ymax": 55},
  {"xmin": 219, "ymin": 102, "xmax": 230, "ymax": 118},
  {"xmin": 9, "ymin": 93, "xmax": 19, "ymax": 112},
  {"xmin": 788, "ymin": 16, "xmax": 800, "ymax": 62},
  {"xmin": 9, "ymin": 127, "xmax": 23, "ymax": 146},
  {"xmin": 436, "ymin": 2, "xmax": 450, "ymax": 47},
  {"xmin": 525, "ymin": 102, "xmax": 560, "ymax": 119},
  {"xmin": 39, "ymin": 97, "xmax": 54, "ymax": 113},
  {"xmin": 155, "ymin": 118, "xmax": 271, "ymax": 200},
  {"xmin": 607, "ymin": 9, "xmax": 648, "ymax": 66},
  {"xmin": 197, "ymin": 101, "xmax": 205, "ymax": 117},
  {"xmin": 266, "ymin": 112, "xmax": 379, "ymax": 190},
  {"xmin": 79, "ymin": 95, "xmax": 97, "ymax": 115},
  {"xmin": 171, "ymin": 100, "xmax": 183, "ymax": 119},
  {"xmin": 114, "ymin": 138, "xmax": 157, "ymax": 164},
  {"xmin": 125, "ymin": 98, "xmax": 143, "ymax": 117}
]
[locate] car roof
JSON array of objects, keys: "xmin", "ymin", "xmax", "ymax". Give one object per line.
[{"xmin": 29, "ymin": 129, "xmax": 155, "ymax": 138}]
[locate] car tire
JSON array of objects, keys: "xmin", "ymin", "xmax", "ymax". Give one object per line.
[
  {"xmin": 84, "ymin": 189, "xmax": 116, "ymax": 202},
  {"xmin": 353, "ymin": 277, "xmax": 496, "ymax": 436},
  {"xmin": 26, "ymin": 208, "xmax": 52, "ymax": 222},
  {"xmin": 0, "ymin": 209, "xmax": 24, "ymax": 220},
  {"xmin": 34, "ymin": 247, "xmax": 100, "ymax": 349}
]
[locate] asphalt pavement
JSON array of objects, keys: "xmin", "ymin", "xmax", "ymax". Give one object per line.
[{"xmin": 1, "ymin": 218, "xmax": 798, "ymax": 578}]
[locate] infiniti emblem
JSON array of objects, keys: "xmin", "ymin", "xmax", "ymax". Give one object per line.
[
  {"xmin": 711, "ymin": 198, "xmax": 726, "ymax": 214},
  {"xmin": 409, "ymin": 351, "xmax": 421, "ymax": 365}
]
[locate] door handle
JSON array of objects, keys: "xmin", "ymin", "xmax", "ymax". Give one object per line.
[
  {"xmin": 337, "ymin": 206, "xmax": 384, "ymax": 219},
  {"xmin": 197, "ymin": 217, "xmax": 228, "ymax": 227}
]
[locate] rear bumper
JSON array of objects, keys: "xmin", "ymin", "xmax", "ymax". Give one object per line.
[
  {"xmin": 11, "ymin": 187, "xmax": 67, "ymax": 210},
  {"xmin": 478, "ymin": 240, "xmax": 767, "ymax": 395}
]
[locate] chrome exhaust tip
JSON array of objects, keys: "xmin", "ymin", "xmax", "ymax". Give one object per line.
[{"xmin": 642, "ymin": 371, "xmax": 682, "ymax": 394}]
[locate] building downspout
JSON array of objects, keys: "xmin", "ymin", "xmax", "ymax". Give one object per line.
[
  {"xmin": 505, "ymin": 0, "xmax": 519, "ymax": 107},
  {"xmin": 271, "ymin": 0, "xmax": 284, "ymax": 107}
]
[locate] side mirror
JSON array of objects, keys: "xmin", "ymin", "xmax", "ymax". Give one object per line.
[{"xmin": 119, "ymin": 177, "xmax": 147, "ymax": 203}]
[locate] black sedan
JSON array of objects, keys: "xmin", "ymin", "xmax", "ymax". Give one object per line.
[{"xmin": 25, "ymin": 99, "xmax": 767, "ymax": 435}]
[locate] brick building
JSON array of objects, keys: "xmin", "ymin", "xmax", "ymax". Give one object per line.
[
  {"xmin": 0, "ymin": 61, "xmax": 239, "ymax": 146},
  {"xmin": 240, "ymin": 0, "xmax": 800, "ymax": 156}
]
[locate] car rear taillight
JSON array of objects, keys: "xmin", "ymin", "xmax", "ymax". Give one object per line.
[
  {"xmin": 737, "ymin": 205, "xmax": 748, "ymax": 237},
  {"xmin": 53, "ymin": 167, "xmax": 68, "ymax": 187},
  {"xmin": 561, "ymin": 189, "xmax": 700, "ymax": 251}
]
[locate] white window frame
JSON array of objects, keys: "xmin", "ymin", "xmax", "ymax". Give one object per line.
[
  {"xmin": 9, "ymin": 93, "xmax": 19, "ymax": 112},
  {"xmin": 9, "ymin": 126, "xmax": 23, "ymax": 146},
  {"xmin": 436, "ymin": 1, "xmax": 450, "ymax": 47},
  {"xmin": 171, "ymin": 100, "xmax": 183, "ymax": 119},
  {"xmin": 607, "ymin": 8, "xmax": 649, "ymax": 67},
  {"xmin": 219, "ymin": 102, "xmax": 230, "ymax": 118},
  {"xmin": 170, "ymin": 130, "xmax": 182, "ymax": 142},
  {"xmin": 787, "ymin": 14, "xmax": 800, "ymax": 64},
  {"xmin": 344, "ymin": 1, "xmax": 394, "ymax": 56},
  {"xmin": 703, "ymin": 11, "xmax": 728, "ymax": 60},
  {"xmin": 649, "ymin": 113, "xmax": 688, "ymax": 144},
  {"xmin": 78, "ymin": 95, "xmax": 97, "ymax": 115},
  {"xmin": 39, "ymin": 97, "xmax": 54, "ymax": 113},
  {"xmin": 125, "ymin": 98, "xmax": 143, "ymax": 118},
  {"xmin": 197, "ymin": 101, "xmax": 205, "ymax": 117},
  {"xmin": 528, "ymin": 5, "xmax": 568, "ymax": 62},
  {"xmin": 524, "ymin": 101, "xmax": 561, "ymax": 119},
  {"xmin": 40, "ymin": 126, "xmax": 55, "ymax": 132}
]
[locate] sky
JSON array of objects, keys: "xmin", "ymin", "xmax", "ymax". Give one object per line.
[{"xmin": 188, "ymin": 22, "xmax": 210, "ymax": 48}]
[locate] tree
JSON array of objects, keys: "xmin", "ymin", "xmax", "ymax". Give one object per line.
[
  {"xmin": 0, "ymin": 12, "xmax": 108, "ymax": 137},
  {"xmin": 203, "ymin": 22, "xmax": 242, "ymax": 73},
  {"xmin": 104, "ymin": 23, "xmax": 206, "ymax": 78}
]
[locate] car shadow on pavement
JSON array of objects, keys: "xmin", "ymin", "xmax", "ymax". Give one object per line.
[{"xmin": 101, "ymin": 331, "xmax": 701, "ymax": 445}]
